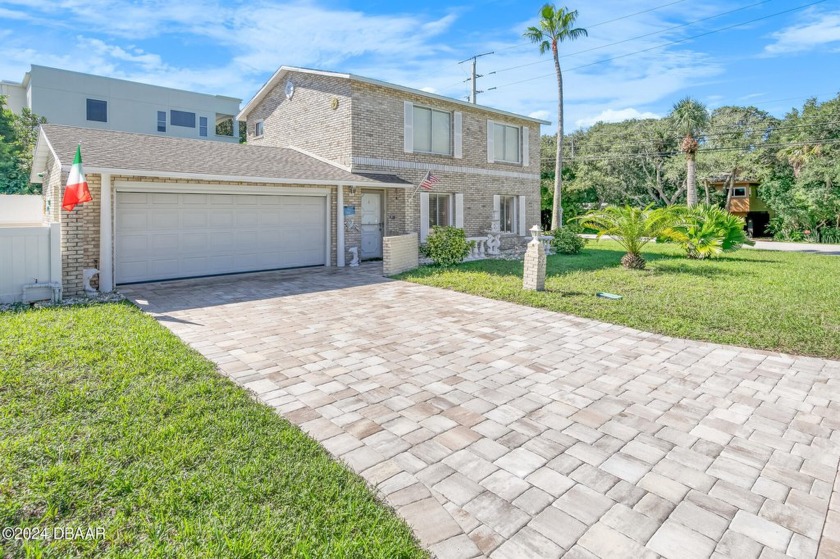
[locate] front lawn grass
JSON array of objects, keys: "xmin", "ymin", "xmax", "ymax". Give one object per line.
[
  {"xmin": 399, "ymin": 241, "xmax": 840, "ymax": 359},
  {"xmin": 0, "ymin": 302, "xmax": 426, "ymax": 559}
]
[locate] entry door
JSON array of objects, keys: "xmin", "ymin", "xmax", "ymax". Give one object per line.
[{"xmin": 360, "ymin": 192, "xmax": 383, "ymax": 259}]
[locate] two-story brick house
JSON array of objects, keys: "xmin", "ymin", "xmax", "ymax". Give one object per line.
[
  {"xmin": 31, "ymin": 66, "xmax": 544, "ymax": 296},
  {"xmin": 238, "ymin": 67, "xmax": 547, "ymax": 260}
]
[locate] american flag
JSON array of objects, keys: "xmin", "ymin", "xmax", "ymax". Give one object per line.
[{"xmin": 419, "ymin": 171, "xmax": 440, "ymax": 191}]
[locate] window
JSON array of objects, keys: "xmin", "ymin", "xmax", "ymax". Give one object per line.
[
  {"xmin": 157, "ymin": 111, "xmax": 166, "ymax": 132},
  {"xmin": 86, "ymin": 99, "xmax": 107, "ymax": 122},
  {"xmin": 413, "ymin": 106, "xmax": 451, "ymax": 155},
  {"xmin": 500, "ymin": 196, "xmax": 518, "ymax": 233},
  {"xmin": 428, "ymin": 194, "xmax": 451, "ymax": 227},
  {"xmin": 254, "ymin": 120, "xmax": 264, "ymax": 137},
  {"xmin": 199, "ymin": 116, "xmax": 208, "ymax": 137},
  {"xmin": 733, "ymin": 186, "xmax": 748, "ymax": 198},
  {"xmin": 170, "ymin": 110, "xmax": 196, "ymax": 128},
  {"xmin": 493, "ymin": 123, "xmax": 521, "ymax": 163}
]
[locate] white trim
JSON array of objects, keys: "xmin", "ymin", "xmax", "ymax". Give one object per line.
[
  {"xmin": 454, "ymin": 193, "xmax": 464, "ymax": 229},
  {"xmin": 518, "ymin": 195, "xmax": 527, "ymax": 237},
  {"xmin": 453, "ymin": 111, "xmax": 463, "ymax": 159},
  {"xmin": 49, "ymin": 222, "xmax": 61, "ymax": 285},
  {"xmin": 114, "ymin": 181, "xmax": 331, "ymax": 196},
  {"xmin": 238, "ymin": 66, "xmax": 550, "ymax": 125},
  {"xmin": 351, "ymin": 157, "xmax": 540, "ymax": 181},
  {"xmin": 487, "ymin": 119, "xmax": 495, "ymax": 163},
  {"xmin": 522, "ymin": 126, "xmax": 529, "ymax": 168},
  {"xmin": 337, "ymin": 185, "xmax": 345, "ymax": 267},
  {"xmin": 324, "ymin": 195, "xmax": 331, "ymax": 267},
  {"xmin": 99, "ymin": 173, "xmax": 114, "ymax": 292},
  {"xmin": 287, "ymin": 145, "xmax": 353, "ymax": 172},
  {"xmin": 73, "ymin": 167, "xmax": 411, "ymax": 188},
  {"xmin": 419, "ymin": 191, "xmax": 429, "ymax": 242},
  {"xmin": 31, "ymin": 127, "xmax": 58, "ymax": 183},
  {"xmin": 404, "ymin": 101, "xmax": 414, "ymax": 153},
  {"xmin": 493, "ymin": 195, "xmax": 501, "ymax": 226}
]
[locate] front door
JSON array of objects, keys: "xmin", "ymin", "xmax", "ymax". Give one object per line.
[{"xmin": 360, "ymin": 191, "xmax": 383, "ymax": 259}]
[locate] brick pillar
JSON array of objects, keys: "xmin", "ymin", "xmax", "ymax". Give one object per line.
[{"xmin": 522, "ymin": 238, "xmax": 546, "ymax": 291}]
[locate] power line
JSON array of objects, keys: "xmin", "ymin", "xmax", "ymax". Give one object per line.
[
  {"xmin": 491, "ymin": 0, "xmax": 776, "ymax": 76},
  {"xmin": 490, "ymin": 0, "xmax": 828, "ymax": 91}
]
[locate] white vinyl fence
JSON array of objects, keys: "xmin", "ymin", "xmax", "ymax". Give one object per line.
[{"xmin": 0, "ymin": 223, "xmax": 61, "ymax": 304}]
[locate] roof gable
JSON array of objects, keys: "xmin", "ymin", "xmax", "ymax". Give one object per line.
[{"xmin": 237, "ymin": 66, "xmax": 549, "ymax": 125}]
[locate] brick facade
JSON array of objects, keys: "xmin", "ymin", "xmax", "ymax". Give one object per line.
[
  {"xmin": 245, "ymin": 70, "xmax": 542, "ymax": 241},
  {"xmin": 382, "ymin": 234, "xmax": 419, "ymax": 276}
]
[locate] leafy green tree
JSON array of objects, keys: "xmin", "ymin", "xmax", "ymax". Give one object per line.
[
  {"xmin": 525, "ymin": 4, "xmax": 587, "ymax": 229},
  {"xmin": 0, "ymin": 95, "xmax": 46, "ymax": 194},
  {"xmin": 670, "ymin": 97, "xmax": 708, "ymax": 207},
  {"xmin": 576, "ymin": 205, "xmax": 673, "ymax": 269}
]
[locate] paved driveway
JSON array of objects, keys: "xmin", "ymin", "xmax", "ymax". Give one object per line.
[{"xmin": 122, "ymin": 266, "xmax": 840, "ymax": 559}]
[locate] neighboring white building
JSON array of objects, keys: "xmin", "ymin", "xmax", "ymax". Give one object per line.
[{"xmin": 1, "ymin": 65, "xmax": 241, "ymax": 143}]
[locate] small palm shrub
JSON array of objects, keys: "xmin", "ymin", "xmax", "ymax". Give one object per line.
[
  {"xmin": 419, "ymin": 226, "xmax": 472, "ymax": 266},
  {"xmin": 576, "ymin": 205, "xmax": 673, "ymax": 270},
  {"xmin": 664, "ymin": 205, "xmax": 755, "ymax": 259},
  {"xmin": 551, "ymin": 227, "xmax": 586, "ymax": 254}
]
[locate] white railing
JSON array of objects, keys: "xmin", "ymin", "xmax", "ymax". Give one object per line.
[{"xmin": 465, "ymin": 237, "xmax": 487, "ymax": 260}]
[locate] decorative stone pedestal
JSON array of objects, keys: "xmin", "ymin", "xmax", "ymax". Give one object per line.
[{"xmin": 523, "ymin": 225, "xmax": 546, "ymax": 291}]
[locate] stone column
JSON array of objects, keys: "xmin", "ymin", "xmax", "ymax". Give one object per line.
[{"xmin": 523, "ymin": 225, "xmax": 546, "ymax": 291}]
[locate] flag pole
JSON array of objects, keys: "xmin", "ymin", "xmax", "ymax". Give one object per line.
[{"xmin": 412, "ymin": 170, "xmax": 431, "ymax": 196}]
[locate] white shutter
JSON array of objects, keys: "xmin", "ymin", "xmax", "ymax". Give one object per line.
[
  {"xmin": 493, "ymin": 195, "xmax": 500, "ymax": 223},
  {"xmin": 454, "ymin": 193, "xmax": 464, "ymax": 228},
  {"xmin": 419, "ymin": 191, "xmax": 430, "ymax": 241},
  {"xmin": 518, "ymin": 195, "xmax": 527, "ymax": 236},
  {"xmin": 522, "ymin": 126, "xmax": 529, "ymax": 167},
  {"xmin": 404, "ymin": 101, "xmax": 414, "ymax": 153},
  {"xmin": 487, "ymin": 119, "xmax": 495, "ymax": 163},
  {"xmin": 454, "ymin": 112, "xmax": 463, "ymax": 159}
]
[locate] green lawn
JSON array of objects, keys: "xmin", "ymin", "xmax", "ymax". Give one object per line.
[
  {"xmin": 0, "ymin": 303, "xmax": 426, "ymax": 559},
  {"xmin": 400, "ymin": 241, "xmax": 840, "ymax": 359}
]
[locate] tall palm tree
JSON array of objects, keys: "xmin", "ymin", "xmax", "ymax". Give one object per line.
[
  {"xmin": 670, "ymin": 97, "xmax": 708, "ymax": 207},
  {"xmin": 524, "ymin": 4, "xmax": 587, "ymax": 229}
]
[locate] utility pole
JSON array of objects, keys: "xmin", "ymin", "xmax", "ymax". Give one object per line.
[{"xmin": 458, "ymin": 51, "xmax": 494, "ymax": 104}]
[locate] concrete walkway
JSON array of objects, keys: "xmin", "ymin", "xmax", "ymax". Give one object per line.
[
  {"xmin": 745, "ymin": 240, "xmax": 840, "ymax": 256},
  {"xmin": 122, "ymin": 266, "xmax": 840, "ymax": 559}
]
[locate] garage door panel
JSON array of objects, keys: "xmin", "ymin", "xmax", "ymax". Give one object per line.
[{"xmin": 116, "ymin": 191, "xmax": 326, "ymax": 283}]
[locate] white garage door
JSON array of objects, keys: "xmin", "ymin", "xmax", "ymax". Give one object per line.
[{"xmin": 116, "ymin": 191, "xmax": 327, "ymax": 283}]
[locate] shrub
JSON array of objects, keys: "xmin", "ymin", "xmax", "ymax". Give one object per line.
[
  {"xmin": 419, "ymin": 226, "xmax": 472, "ymax": 266},
  {"xmin": 550, "ymin": 227, "xmax": 586, "ymax": 254},
  {"xmin": 575, "ymin": 205, "xmax": 674, "ymax": 270},
  {"xmin": 664, "ymin": 205, "xmax": 755, "ymax": 259}
]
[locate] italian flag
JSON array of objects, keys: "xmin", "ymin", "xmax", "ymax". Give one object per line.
[{"xmin": 62, "ymin": 145, "xmax": 93, "ymax": 212}]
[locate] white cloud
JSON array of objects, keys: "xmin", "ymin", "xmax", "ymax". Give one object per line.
[
  {"xmin": 575, "ymin": 108, "xmax": 661, "ymax": 129},
  {"xmin": 764, "ymin": 10, "xmax": 840, "ymax": 55},
  {"xmin": 528, "ymin": 110, "xmax": 551, "ymax": 122}
]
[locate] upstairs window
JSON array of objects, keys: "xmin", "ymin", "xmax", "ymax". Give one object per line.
[
  {"xmin": 733, "ymin": 186, "xmax": 748, "ymax": 198},
  {"xmin": 157, "ymin": 111, "xmax": 166, "ymax": 132},
  {"xmin": 413, "ymin": 106, "xmax": 451, "ymax": 155},
  {"xmin": 170, "ymin": 110, "xmax": 196, "ymax": 128},
  {"xmin": 199, "ymin": 116, "xmax": 208, "ymax": 137},
  {"xmin": 86, "ymin": 99, "xmax": 107, "ymax": 122},
  {"xmin": 493, "ymin": 123, "xmax": 521, "ymax": 163},
  {"xmin": 254, "ymin": 120, "xmax": 264, "ymax": 137}
]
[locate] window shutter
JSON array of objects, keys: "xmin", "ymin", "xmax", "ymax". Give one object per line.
[
  {"xmin": 419, "ymin": 191, "xmax": 430, "ymax": 241},
  {"xmin": 522, "ymin": 126, "xmax": 529, "ymax": 167},
  {"xmin": 518, "ymin": 195, "xmax": 527, "ymax": 236},
  {"xmin": 404, "ymin": 102, "xmax": 414, "ymax": 153},
  {"xmin": 454, "ymin": 193, "xmax": 464, "ymax": 228},
  {"xmin": 493, "ymin": 195, "xmax": 500, "ymax": 222},
  {"xmin": 453, "ymin": 112, "xmax": 463, "ymax": 159},
  {"xmin": 487, "ymin": 120, "xmax": 495, "ymax": 163}
]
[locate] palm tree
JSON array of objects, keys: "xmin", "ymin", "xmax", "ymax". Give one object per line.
[
  {"xmin": 576, "ymin": 205, "xmax": 673, "ymax": 269},
  {"xmin": 524, "ymin": 4, "xmax": 587, "ymax": 230},
  {"xmin": 670, "ymin": 97, "xmax": 708, "ymax": 207}
]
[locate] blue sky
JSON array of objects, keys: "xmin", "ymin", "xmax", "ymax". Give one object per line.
[{"xmin": 1, "ymin": 0, "xmax": 839, "ymax": 131}]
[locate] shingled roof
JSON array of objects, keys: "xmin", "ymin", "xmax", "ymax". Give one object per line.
[{"xmin": 32, "ymin": 124, "xmax": 410, "ymax": 187}]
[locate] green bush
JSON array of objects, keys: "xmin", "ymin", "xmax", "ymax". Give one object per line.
[
  {"xmin": 664, "ymin": 205, "xmax": 755, "ymax": 259},
  {"xmin": 550, "ymin": 227, "xmax": 586, "ymax": 254},
  {"xmin": 419, "ymin": 226, "xmax": 473, "ymax": 266}
]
